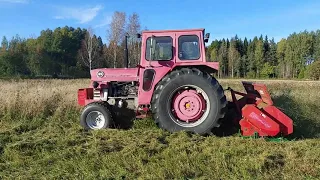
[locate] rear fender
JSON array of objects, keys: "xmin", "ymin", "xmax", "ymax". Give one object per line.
[
  {"xmin": 137, "ymin": 63, "xmax": 219, "ymax": 106},
  {"xmin": 172, "ymin": 63, "xmax": 219, "ymax": 74}
]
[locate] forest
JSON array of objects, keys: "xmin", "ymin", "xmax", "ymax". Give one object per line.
[{"xmin": 0, "ymin": 11, "xmax": 320, "ymax": 80}]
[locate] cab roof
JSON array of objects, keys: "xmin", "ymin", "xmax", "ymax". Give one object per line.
[{"xmin": 142, "ymin": 28, "xmax": 205, "ymax": 34}]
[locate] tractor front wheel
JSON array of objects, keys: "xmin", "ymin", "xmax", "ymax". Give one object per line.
[
  {"xmin": 80, "ymin": 102, "xmax": 113, "ymax": 130},
  {"xmin": 151, "ymin": 68, "xmax": 227, "ymax": 135}
]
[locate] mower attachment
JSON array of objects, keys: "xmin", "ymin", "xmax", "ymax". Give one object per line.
[{"xmin": 228, "ymin": 81, "xmax": 293, "ymax": 137}]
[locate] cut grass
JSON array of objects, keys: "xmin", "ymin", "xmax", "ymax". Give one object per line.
[{"xmin": 0, "ymin": 79, "xmax": 320, "ymax": 179}]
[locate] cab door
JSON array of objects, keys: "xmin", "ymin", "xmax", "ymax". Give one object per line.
[
  {"xmin": 138, "ymin": 32, "xmax": 176, "ymax": 105},
  {"xmin": 140, "ymin": 33, "xmax": 176, "ymax": 67}
]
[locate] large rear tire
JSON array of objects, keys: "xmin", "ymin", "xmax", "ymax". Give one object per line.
[{"xmin": 151, "ymin": 68, "xmax": 227, "ymax": 135}]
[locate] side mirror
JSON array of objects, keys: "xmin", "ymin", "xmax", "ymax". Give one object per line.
[{"xmin": 204, "ymin": 33, "xmax": 210, "ymax": 43}]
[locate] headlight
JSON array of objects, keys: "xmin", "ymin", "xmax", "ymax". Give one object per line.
[{"xmin": 93, "ymin": 81, "xmax": 99, "ymax": 88}]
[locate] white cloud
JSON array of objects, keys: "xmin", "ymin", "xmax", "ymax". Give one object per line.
[
  {"xmin": 53, "ymin": 16, "xmax": 64, "ymax": 19},
  {"xmin": 94, "ymin": 14, "xmax": 112, "ymax": 28},
  {"xmin": 0, "ymin": 0, "xmax": 29, "ymax": 3},
  {"xmin": 54, "ymin": 5, "xmax": 103, "ymax": 24}
]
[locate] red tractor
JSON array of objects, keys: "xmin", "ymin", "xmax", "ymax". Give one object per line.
[{"xmin": 77, "ymin": 28, "xmax": 293, "ymax": 137}]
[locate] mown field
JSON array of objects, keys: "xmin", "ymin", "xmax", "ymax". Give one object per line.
[{"xmin": 0, "ymin": 79, "xmax": 320, "ymax": 179}]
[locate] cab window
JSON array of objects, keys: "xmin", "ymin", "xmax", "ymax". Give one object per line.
[
  {"xmin": 178, "ymin": 35, "xmax": 200, "ymax": 60},
  {"xmin": 146, "ymin": 36, "xmax": 173, "ymax": 61}
]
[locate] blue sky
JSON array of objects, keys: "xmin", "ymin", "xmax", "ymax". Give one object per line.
[{"xmin": 1, "ymin": 0, "xmax": 320, "ymax": 43}]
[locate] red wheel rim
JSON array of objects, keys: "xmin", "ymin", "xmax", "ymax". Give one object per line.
[
  {"xmin": 168, "ymin": 85, "xmax": 210, "ymax": 127},
  {"xmin": 172, "ymin": 89, "xmax": 206, "ymax": 122}
]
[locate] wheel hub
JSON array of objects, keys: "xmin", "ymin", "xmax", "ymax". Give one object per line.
[
  {"xmin": 86, "ymin": 111, "xmax": 106, "ymax": 129},
  {"xmin": 173, "ymin": 89, "xmax": 206, "ymax": 122}
]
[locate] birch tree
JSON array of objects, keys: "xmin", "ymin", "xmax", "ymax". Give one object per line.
[
  {"xmin": 107, "ymin": 11, "xmax": 126, "ymax": 68},
  {"xmin": 79, "ymin": 27, "xmax": 99, "ymax": 70},
  {"xmin": 126, "ymin": 12, "xmax": 141, "ymax": 67}
]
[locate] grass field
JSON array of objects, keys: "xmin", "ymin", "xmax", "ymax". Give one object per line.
[{"xmin": 0, "ymin": 79, "xmax": 320, "ymax": 179}]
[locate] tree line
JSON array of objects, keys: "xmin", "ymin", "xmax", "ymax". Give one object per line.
[
  {"xmin": 0, "ymin": 11, "xmax": 144, "ymax": 78},
  {"xmin": 0, "ymin": 11, "xmax": 320, "ymax": 80},
  {"xmin": 207, "ymin": 31, "xmax": 320, "ymax": 80}
]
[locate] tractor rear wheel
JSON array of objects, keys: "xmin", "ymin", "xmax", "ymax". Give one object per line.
[
  {"xmin": 80, "ymin": 102, "xmax": 113, "ymax": 130},
  {"xmin": 151, "ymin": 68, "xmax": 227, "ymax": 135}
]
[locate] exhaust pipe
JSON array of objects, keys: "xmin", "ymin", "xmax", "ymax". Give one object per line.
[{"xmin": 124, "ymin": 34, "xmax": 129, "ymax": 68}]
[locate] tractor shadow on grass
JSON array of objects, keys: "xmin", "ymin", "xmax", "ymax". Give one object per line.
[
  {"xmin": 212, "ymin": 102, "xmax": 242, "ymax": 137},
  {"xmin": 110, "ymin": 106, "xmax": 136, "ymax": 130},
  {"xmin": 212, "ymin": 90, "xmax": 320, "ymax": 140}
]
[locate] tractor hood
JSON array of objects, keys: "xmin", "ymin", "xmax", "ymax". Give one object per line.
[{"xmin": 90, "ymin": 68, "xmax": 139, "ymax": 82}]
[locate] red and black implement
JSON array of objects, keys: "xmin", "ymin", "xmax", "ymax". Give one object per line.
[{"xmin": 226, "ymin": 82, "xmax": 293, "ymax": 137}]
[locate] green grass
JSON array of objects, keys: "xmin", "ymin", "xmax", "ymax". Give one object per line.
[{"xmin": 0, "ymin": 79, "xmax": 320, "ymax": 179}]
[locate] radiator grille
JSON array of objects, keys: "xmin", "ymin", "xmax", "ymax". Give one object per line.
[{"xmin": 93, "ymin": 89, "xmax": 100, "ymax": 100}]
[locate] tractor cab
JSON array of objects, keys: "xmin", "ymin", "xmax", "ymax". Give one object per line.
[{"xmin": 139, "ymin": 28, "xmax": 211, "ymax": 67}]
